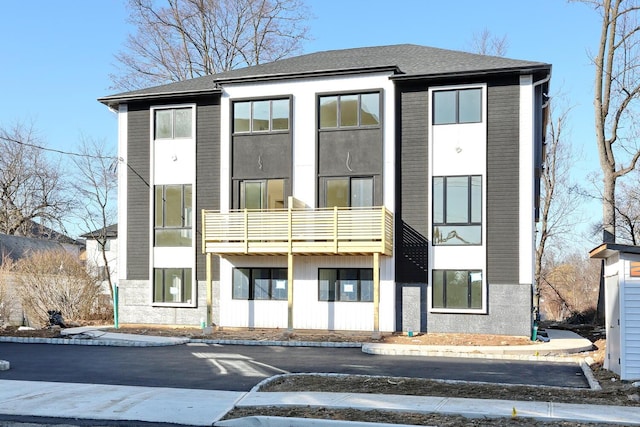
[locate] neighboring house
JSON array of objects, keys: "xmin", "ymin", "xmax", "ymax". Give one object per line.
[
  {"xmin": 0, "ymin": 232, "xmax": 85, "ymax": 325},
  {"xmin": 80, "ymin": 224, "xmax": 118, "ymax": 295},
  {"xmin": 99, "ymin": 44, "xmax": 551, "ymax": 336}
]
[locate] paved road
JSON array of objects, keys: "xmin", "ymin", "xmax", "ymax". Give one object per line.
[{"xmin": 0, "ymin": 342, "xmax": 589, "ymax": 390}]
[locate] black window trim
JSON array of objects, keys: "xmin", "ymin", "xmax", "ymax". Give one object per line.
[
  {"xmin": 232, "ymin": 267, "xmax": 288, "ymax": 301},
  {"xmin": 432, "ymin": 87, "xmax": 483, "ymax": 125},
  {"xmin": 432, "ymin": 175, "xmax": 482, "ymax": 246},
  {"xmin": 153, "ymin": 267, "xmax": 194, "ymax": 305},
  {"xmin": 318, "ymin": 90, "xmax": 382, "ymax": 130},
  {"xmin": 318, "ymin": 268, "xmax": 374, "ymax": 302},
  {"xmin": 431, "ymin": 269, "xmax": 483, "ymax": 311}
]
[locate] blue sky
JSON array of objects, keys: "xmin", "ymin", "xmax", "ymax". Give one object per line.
[{"xmin": 1, "ymin": 0, "xmax": 603, "ymax": 245}]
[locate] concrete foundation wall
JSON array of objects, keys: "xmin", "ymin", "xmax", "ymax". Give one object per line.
[
  {"xmin": 117, "ymin": 279, "xmax": 220, "ymax": 326},
  {"xmin": 427, "ymin": 283, "xmax": 531, "ymax": 336}
]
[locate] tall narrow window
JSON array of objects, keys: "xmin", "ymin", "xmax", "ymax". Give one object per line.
[
  {"xmin": 154, "ymin": 184, "xmax": 192, "ymax": 246},
  {"xmin": 433, "ymin": 175, "xmax": 481, "ymax": 245}
]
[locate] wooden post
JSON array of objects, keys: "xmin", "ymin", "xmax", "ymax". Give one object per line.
[
  {"xmin": 288, "ymin": 253, "xmax": 294, "ymax": 330},
  {"xmin": 206, "ymin": 252, "xmax": 212, "ymax": 327},
  {"xmin": 373, "ymin": 252, "xmax": 380, "ymax": 338}
]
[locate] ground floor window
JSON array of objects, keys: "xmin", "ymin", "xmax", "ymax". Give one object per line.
[
  {"xmin": 318, "ymin": 268, "xmax": 373, "ymax": 302},
  {"xmin": 432, "ymin": 269, "xmax": 482, "ymax": 309},
  {"xmin": 153, "ymin": 268, "xmax": 192, "ymax": 304},
  {"xmin": 232, "ymin": 268, "xmax": 288, "ymax": 300}
]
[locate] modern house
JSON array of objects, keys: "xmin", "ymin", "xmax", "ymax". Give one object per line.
[{"xmin": 99, "ymin": 44, "xmax": 550, "ymax": 336}]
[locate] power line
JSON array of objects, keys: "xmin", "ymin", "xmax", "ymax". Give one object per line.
[{"xmin": 0, "ymin": 135, "xmax": 116, "ymax": 160}]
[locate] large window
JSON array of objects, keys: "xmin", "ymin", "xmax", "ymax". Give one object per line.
[
  {"xmin": 155, "ymin": 108, "xmax": 193, "ymax": 139},
  {"xmin": 319, "ymin": 93, "xmax": 380, "ymax": 129},
  {"xmin": 432, "ymin": 270, "xmax": 482, "ymax": 310},
  {"xmin": 232, "ymin": 268, "xmax": 288, "ymax": 300},
  {"xmin": 324, "ymin": 177, "xmax": 373, "ymax": 208},
  {"xmin": 233, "ymin": 99, "xmax": 289, "ymax": 133},
  {"xmin": 240, "ymin": 179, "xmax": 285, "ymax": 209},
  {"xmin": 433, "ymin": 88, "xmax": 482, "ymax": 125},
  {"xmin": 154, "ymin": 268, "xmax": 193, "ymax": 304},
  {"xmin": 318, "ymin": 268, "xmax": 373, "ymax": 302},
  {"xmin": 433, "ymin": 175, "xmax": 481, "ymax": 245},
  {"xmin": 154, "ymin": 184, "xmax": 192, "ymax": 246}
]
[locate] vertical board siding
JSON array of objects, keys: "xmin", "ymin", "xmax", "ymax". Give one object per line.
[
  {"xmin": 487, "ymin": 82, "xmax": 520, "ymax": 284},
  {"xmin": 126, "ymin": 104, "xmax": 151, "ymax": 280},
  {"xmin": 196, "ymin": 98, "xmax": 221, "ymax": 282},
  {"xmin": 624, "ymin": 283, "xmax": 640, "ymax": 378},
  {"xmin": 396, "ymin": 86, "xmax": 429, "ymax": 283}
]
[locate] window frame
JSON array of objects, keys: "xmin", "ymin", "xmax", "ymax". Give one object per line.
[
  {"xmin": 232, "ymin": 98, "xmax": 291, "ymax": 134},
  {"xmin": 431, "ymin": 269, "xmax": 484, "ymax": 312},
  {"xmin": 321, "ymin": 176, "xmax": 374, "ymax": 208},
  {"xmin": 432, "ymin": 87, "xmax": 483, "ymax": 125},
  {"xmin": 153, "ymin": 267, "xmax": 194, "ymax": 305},
  {"xmin": 154, "ymin": 184, "xmax": 193, "ymax": 247},
  {"xmin": 232, "ymin": 268, "xmax": 288, "ymax": 300},
  {"xmin": 318, "ymin": 91, "xmax": 382, "ymax": 130},
  {"xmin": 432, "ymin": 175, "xmax": 482, "ymax": 246},
  {"xmin": 153, "ymin": 107, "xmax": 194, "ymax": 139},
  {"xmin": 318, "ymin": 268, "xmax": 374, "ymax": 302}
]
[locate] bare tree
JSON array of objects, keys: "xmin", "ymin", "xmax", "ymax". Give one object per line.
[
  {"xmin": 111, "ymin": 0, "xmax": 311, "ymax": 91},
  {"xmin": 0, "ymin": 122, "xmax": 75, "ymax": 237},
  {"xmin": 468, "ymin": 28, "xmax": 509, "ymax": 57},
  {"xmin": 72, "ymin": 137, "xmax": 118, "ymax": 298},
  {"xmin": 534, "ymin": 100, "xmax": 586, "ymax": 321},
  {"xmin": 613, "ymin": 169, "xmax": 640, "ymax": 244},
  {"xmin": 577, "ymin": 0, "xmax": 640, "ymax": 242}
]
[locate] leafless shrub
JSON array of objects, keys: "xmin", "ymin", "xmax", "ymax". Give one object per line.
[
  {"xmin": 14, "ymin": 250, "xmax": 105, "ymax": 327},
  {"xmin": 0, "ymin": 256, "xmax": 17, "ymax": 326}
]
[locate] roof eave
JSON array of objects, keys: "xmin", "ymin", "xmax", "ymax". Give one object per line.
[
  {"xmin": 213, "ymin": 65, "xmax": 402, "ymax": 85},
  {"xmin": 390, "ymin": 64, "xmax": 552, "ymax": 82},
  {"xmin": 98, "ymin": 87, "xmax": 223, "ymax": 108}
]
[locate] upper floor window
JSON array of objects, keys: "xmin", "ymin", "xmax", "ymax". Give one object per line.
[
  {"xmin": 433, "ymin": 175, "xmax": 481, "ymax": 245},
  {"xmin": 324, "ymin": 176, "xmax": 373, "ymax": 208},
  {"xmin": 432, "ymin": 88, "xmax": 482, "ymax": 125},
  {"xmin": 233, "ymin": 99, "xmax": 289, "ymax": 133},
  {"xmin": 154, "ymin": 184, "xmax": 192, "ymax": 247},
  {"xmin": 155, "ymin": 108, "xmax": 193, "ymax": 139},
  {"xmin": 240, "ymin": 179, "xmax": 285, "ymax": 210},
  {"xmin": 319, "ymin": 93, "xmax": 380, "ymax": 129}
]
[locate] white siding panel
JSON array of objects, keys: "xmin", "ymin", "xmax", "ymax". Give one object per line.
[{"xmin": 623, "ymin": 283, "xmax": 640, "ymax": 379}]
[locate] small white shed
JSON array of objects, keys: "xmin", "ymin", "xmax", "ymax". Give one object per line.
[{"xmin": 590, "ymin": 243, "xmax": 640, "ymax": 380}]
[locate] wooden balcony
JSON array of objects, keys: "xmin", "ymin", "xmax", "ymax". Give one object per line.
[{"xmin": 202, "ymin": 198, "xmax": 393, "ymax": 256}]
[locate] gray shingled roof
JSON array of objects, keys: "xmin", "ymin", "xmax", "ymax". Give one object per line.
[
  {"xmin": 99, "ymin": 44, "xmax": 550, "ymax": 106},
  {"xmin": 0, "ymin": 233, "xmax": 83, "ymax": 263}
]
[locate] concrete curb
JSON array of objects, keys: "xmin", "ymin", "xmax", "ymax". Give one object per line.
[
  {"xmin": 0, "ymin": 359, "xmax": 9, "ymax": 371},
  {"xmin": 190, "ymin": 338, "xmax": 362, "ymax": 348},
  {"xmin": 0, "ymin": 336, "xmax": 188, "ymax": 347}
]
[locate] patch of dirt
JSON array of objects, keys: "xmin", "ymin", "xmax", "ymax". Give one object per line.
[{"xmin": 3, "ymin": 323, "xmax": 638, "ymax": 426}]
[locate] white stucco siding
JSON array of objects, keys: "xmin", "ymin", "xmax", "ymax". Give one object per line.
[{"xmin": 519, "ymin": 75, "xmax": 535, "ymax": 285}]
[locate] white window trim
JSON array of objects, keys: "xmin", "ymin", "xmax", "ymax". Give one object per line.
[
  {"xmin": 427, "ymin": 83, "xmax": 488, "ymax": 315},
  {"xmin": 149, "ymin": 103, "xmax": 197, "ymax": 308}
]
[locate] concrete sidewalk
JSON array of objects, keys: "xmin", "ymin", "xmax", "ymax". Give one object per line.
[{"xmin": 0, "ymin": 379, "xmax": 638, "ymax": 426}]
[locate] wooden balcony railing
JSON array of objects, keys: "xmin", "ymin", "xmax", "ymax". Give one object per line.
[{"xmin": 202, "ymin": 199, "xmax": 393, "ymax": 256}]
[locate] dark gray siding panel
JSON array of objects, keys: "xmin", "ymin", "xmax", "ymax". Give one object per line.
[
  {"xmin": 487, "ymin": 82, "xmax": 520, "ymax": 284},
  {"xmin": 232, "ymin": 133, "xmax": 291, "ymax": 178},
  {"xmin": 126, "ymin": 104, "xmax": 151, "ymax": 280},
  {"xmin": 318, "ymin": 128, "xmax": 382, "ymax": 175},
  {"xmin": 196, "ymin": 98, "xmax": 221, "ymax": 282},
  {"xmin": 396, "ymin": 86, "xmax": 429, "ymax": 283}
]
